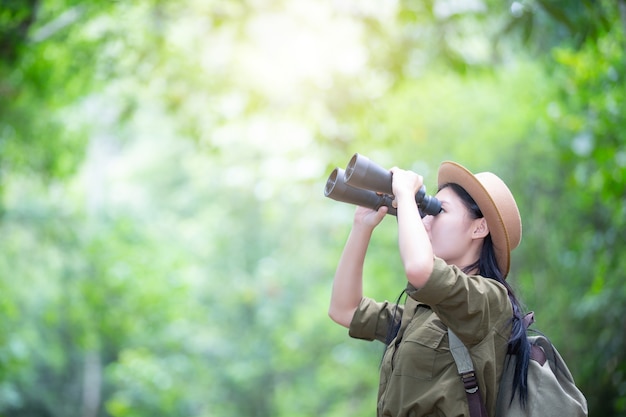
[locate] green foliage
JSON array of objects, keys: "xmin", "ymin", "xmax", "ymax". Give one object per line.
[
  {"xmin": 0, "ymin": 0, "xmax": 625, "ymax": 416},
  {"xmin": 0, "ymin": 0, "xmax": 121, "ymax": 193},
  {"xmin": 499, "ymin": 2, "xmax": 626, "ymax": 414},
  {"xmin": 541, "ymin": 22, "xmax": 625, "ymax": 414}
]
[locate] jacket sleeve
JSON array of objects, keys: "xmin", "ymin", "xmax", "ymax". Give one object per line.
[
  {"xmin": 405, "ymin": 257, "xmax": 512, "ymax": 346},
  {"xmin": 348, "ymin": 297, "xmax": 403, "ymax": 344}
]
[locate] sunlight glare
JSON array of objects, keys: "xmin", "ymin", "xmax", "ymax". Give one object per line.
[{"xmin": 237, "ymin": 1, "xmax": 367, "ymax": 99}]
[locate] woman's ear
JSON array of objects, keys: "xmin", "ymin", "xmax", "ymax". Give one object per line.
[{"xmin": 472, "ymin": 218, "xmax": 489, "ymax": 239}]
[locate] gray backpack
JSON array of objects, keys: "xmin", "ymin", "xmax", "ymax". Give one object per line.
[{"xmin": 448, "ymin": 313, "xmax": 588, "ymax": 417}]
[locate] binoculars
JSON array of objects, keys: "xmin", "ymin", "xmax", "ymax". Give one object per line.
[{"xmin": 324, "ymin": 153, "xmax": 442, "ymax": 217}]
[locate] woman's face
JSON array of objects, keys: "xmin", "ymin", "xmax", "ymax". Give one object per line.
[{"xmin": 422, "ymin": 187, "xmax": 485, "ymax": 269}]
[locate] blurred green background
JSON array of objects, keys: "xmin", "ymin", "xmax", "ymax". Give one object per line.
[{"xmin": 0, "ymin": 0, "xmax": 624, "ymax": 416}]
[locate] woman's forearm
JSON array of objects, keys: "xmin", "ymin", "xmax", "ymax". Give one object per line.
[
  {"xmin": 390, "ymin": 167, "xmax": 434, "ymax": 288},
  {"xmin": 328, "ymin": 225, "xmax": 373, "ymax": 328},
  {"xmin": 396, "ymin": 194, "xmax": 434, "ymax": 288}
]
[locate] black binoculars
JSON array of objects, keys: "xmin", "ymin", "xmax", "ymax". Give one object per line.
[{"xmin": 324, "ymin": 153, "xmax": 442, "ymax": 217}]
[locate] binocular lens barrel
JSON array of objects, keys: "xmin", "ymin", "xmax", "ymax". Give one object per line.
[
  {"xmin": 324, "ymin": 154, "xmax": 442, "ymax": 217},
  {"xmin": 345, "ymin": 153, "xmax": 394, "ymax": 195},
  {"xmin": 324, "ymin": 168, "xmax": 397, "ymax": 215}
]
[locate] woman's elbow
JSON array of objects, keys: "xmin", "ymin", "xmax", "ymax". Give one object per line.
[
  {"xmin": 404, "ymin": 259, "xmax": 433, "ymax": 289},
  {"xmin": 328, "ymin": 306, "xmax": 354, "ymax": 329}
]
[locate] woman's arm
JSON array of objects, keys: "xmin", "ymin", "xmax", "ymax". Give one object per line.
[{"xmin": 328, "ymin": 205, "xmax": 387, "ymax": 328}]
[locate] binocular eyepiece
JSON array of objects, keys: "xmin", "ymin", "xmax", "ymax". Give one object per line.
[{"xmin": 324, "ymin": 153, "xmax": 442, "ymax": 218}]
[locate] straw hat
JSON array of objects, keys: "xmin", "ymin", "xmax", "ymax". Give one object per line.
[{"xmin": 437, "ymin": 161, "xmax": 522, "ymax": 278}]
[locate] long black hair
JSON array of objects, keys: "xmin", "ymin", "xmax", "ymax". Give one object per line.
[{"xmin": 443, "ymin": 183, "xmax": 531, "ymax": 408}]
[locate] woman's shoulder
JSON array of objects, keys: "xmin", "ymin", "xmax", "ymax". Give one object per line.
[{"xmin": 408, "ymin": 257, "xmax": 509, "ymax": 304}]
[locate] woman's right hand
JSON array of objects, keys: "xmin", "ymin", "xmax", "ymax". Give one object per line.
[{"xmin": 353, "ymin": 205, "xmax": 388, "ymax": 229}]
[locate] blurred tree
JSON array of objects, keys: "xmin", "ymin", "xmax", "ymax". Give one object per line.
[
  {"xmin": 0, "ymin": 0, "xmax": 115, "ymax": 205},
  {"xmin": 0, "ymin": 0, "xmax": 624, "ymax": 416},
  {"xmin": 496, "ymin": 1, "xmax": 626, "ymax": 414}
]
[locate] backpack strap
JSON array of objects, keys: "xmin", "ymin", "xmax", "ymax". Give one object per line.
[
  {"xmin": 448, "ymin": 330, "xmax": 489, "ymax": 417},
  {"xmin": 449, "ymin": 313, "xmax": 546, "ymax": 417}
]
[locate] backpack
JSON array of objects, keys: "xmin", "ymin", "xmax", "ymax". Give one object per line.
[{"xmin": 448, "ymin": 312, "xmax": 588, "ymax": 417}]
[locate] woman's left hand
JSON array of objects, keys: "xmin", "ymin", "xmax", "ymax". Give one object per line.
[{"xmin": 390, "ymin": 167, "xmax": 424, "ymax": 206}]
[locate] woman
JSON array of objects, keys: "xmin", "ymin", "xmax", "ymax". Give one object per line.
[{"xmin": 328, "ymin": 161, "xmax": 530, "ymax": 417}]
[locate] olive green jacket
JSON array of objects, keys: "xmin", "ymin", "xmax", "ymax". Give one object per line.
[{"xmin": 349, "ymin": 257, "xmax": 513, "ymax": 417}]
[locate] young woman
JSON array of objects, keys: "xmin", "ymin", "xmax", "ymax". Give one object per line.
[{"xmin": 328, "ymin": 161, "xmax": 530, "ymax": 417}]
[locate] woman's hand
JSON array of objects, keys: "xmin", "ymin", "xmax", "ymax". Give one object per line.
[
  {"xmin": 390, "ymin": 167, "xmax": 424, "ymax": 205},
  {"xmin": 353, "ymin": 205, "xmax": 388, "ymax": 229}
]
